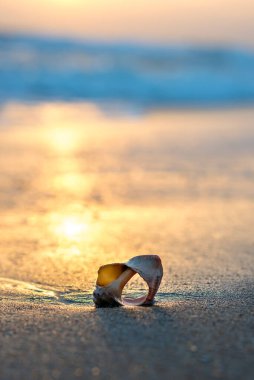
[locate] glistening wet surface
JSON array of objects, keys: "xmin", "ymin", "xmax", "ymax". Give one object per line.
[
  {"xmin": 1, "ymin": 276, "xmax": 252, "ymax": 307},
  {"xmin": 1, "ymin": 104, "xmax": 254, "ymax": 292}
]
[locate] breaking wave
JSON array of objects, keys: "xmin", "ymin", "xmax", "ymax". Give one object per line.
[{"xmin": 1, "ymin": 33, "xmax": 254, "ymax": 108}]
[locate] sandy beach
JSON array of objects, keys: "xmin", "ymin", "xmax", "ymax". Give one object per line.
[{"xmin": 0, "ymin": 104, "xmax": 254, "ymax": 380}]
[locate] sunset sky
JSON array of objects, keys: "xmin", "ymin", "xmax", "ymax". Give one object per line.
[{"xmin": 0, "ymin": 0, "xmax": 254, "ymax": 48}]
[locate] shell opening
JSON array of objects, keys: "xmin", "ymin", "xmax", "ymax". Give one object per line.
[
  {"xmin": 96, "ymin": 263, "xmax": 127, "ymax": 287},
  {"xmin": 121, "ymin": 273, "xmax": 150, "ymax": 306}
]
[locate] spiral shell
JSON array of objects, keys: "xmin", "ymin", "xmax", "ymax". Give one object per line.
[{"xmin": 93, "ymin": 255, "xmax": 163, "ymax": 307}]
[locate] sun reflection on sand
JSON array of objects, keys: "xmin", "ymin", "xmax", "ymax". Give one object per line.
[
  {"xmin": 46, "ymin": 127, "xmax": 82, "ymax": 153},
  {"xmin": 34, "ymin": 105, "xmax": 96, "ymax": 254},
  {"xmin": 46, "ymin": 211, "xmax": 95, "ymax": 258},
  {"xmin": 49, "ymin": 210, "xmax": 92, "ymax": 241},
  {"xmin": 55, "ymin": 216, "xmax": 89, "ymax": 239},
  {"xmin": 1, "ymin": 103, "xmax": 254, "ymax": 288},
  {"xmin": 52, "ymin": 173, "xmax": 90, "ymax": 193}
]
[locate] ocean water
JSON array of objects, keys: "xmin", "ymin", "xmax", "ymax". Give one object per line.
[{"xmin": 1, "ymin": 33, "xmax": 254, "ymax": 108}]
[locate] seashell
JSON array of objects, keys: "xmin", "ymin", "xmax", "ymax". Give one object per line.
[{"xmin": 93, "ymin": 255, "xmax": 163, "ymax": 307}]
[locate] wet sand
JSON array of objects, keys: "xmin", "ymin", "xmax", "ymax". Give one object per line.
[{"xmin": 0, "ymin": 104, "xmax": 254, "ymax": 380}]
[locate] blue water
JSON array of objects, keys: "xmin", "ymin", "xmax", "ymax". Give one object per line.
[{"xmin": 1, "ymin": 33, "xmax": 254, "ymax": 108}]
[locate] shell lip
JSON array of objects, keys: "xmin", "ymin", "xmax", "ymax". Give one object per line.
[{"xmin": 96, "ymin": 263, "xmax": 129, "ymax": 288}]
